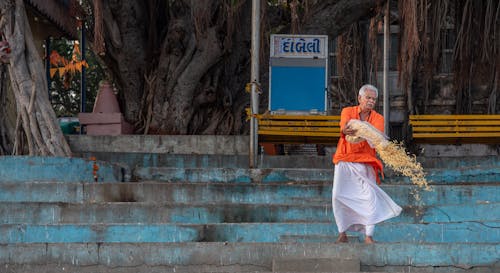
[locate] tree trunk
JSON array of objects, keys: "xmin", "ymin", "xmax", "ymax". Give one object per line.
[
  {"xmin": 97, "ymin": 0, "xmax": 384, "ymax": 135},
  {"xmin": 0, "ymin": 0, "xmax": 71, "ymax": 156},
  {"xmin": 0, "ymin": 65, "xmax": 16, "ymax": 155}
]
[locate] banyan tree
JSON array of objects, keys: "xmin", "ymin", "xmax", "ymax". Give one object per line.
[{"xmin": 0, "ymin": 0, "xmax": 498, "ymax": 155}]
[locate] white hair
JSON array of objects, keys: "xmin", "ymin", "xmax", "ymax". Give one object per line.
[{"xmin": 359, "ymin": 84, "xmax": 379, "ymax": 97}]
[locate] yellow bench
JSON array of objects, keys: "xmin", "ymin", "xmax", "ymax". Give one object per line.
[
  {"xmin": 409, "ymin": 114, "xmax": 500, "ymax": 143},
  {"xmin": 250, "ymin": 112, "xmax": 341, "ymax": 144}
]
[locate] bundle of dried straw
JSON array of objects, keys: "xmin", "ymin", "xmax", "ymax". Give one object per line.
[{"xmin": 346, "ymin": 119, "xmax": 429, "ymax": 190}]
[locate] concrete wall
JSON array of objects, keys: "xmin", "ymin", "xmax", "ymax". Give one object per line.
[
  {"xmin": 417, "ymin": 143, "xmax": 500, "ymax": 157},
  {"xmin": 66, "ymin": 135, "xmax": 249, "ymax": 155},
  {"xmin": 67, "ymin": 135, "xmax": 499, "ymax": 158}
]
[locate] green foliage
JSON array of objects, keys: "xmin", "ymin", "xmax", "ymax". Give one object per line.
[{"xmin": 48, "ymin": 38, "xmax": 104, "ymax": 117}]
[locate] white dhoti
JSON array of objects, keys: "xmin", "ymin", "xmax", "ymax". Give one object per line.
[{"xmin": 332, "ymin": 161, "xmax": 402, "ymax": 236}]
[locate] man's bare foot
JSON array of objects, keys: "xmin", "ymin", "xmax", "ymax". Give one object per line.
[
  {"xmin": 364, "ymin": 236, "xmax": 375, "ymax": 244},
  {"xmin": 336, "ymin": 232, "xmax": 348, "ymax": 243}
]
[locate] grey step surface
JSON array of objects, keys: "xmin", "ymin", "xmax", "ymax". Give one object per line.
[
  {"xmin": 1, "ymin": 242, "xmax": 498, "ymax": 269},
  {"xmin": 3, "ymin": 266, "xmax": 495, "ymax": 273},
  {"xmin": 272, "ymin": 257, "xmax": 360, "ymax": 272},
  {"xmin": 0, "ymin": 182, "xmax": 497, "ymax": 206},
  {"xmin": 1, "ymin": 221, "xmax": 499, "ymax": 243},
  {"xmin": 0, "ymin": 266, "xmax": 402, "ymax": 273},
  {"xmin": 0, "ymin": 202, "xmax": 497, "ymax": 224}
]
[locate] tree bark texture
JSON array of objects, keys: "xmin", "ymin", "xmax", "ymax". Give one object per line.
[
  {"xmin": 99, "ymin": 0, "xmax": 383, "ymax": 135},
  {"xmin": 0, "ymin": 0, "xmax": 71, "ymax": 156},
  {"xmin": 96, "ymin": 0, "xmax": 498, "ymax": 134},
  {"xmin": 0, "ymin": 65, "xmax": 16, "ymax": 155},
  {"xmin": 302, "ymin": 0, "xmax": 384, "ymax": 36}
]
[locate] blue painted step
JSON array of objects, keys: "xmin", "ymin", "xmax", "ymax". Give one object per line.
[
  {"xmin": 1, "ymin": 155, "xmax": 498, "ymax": 184},
  {"xmin": 0, "ymin": 156, "xmax": 126, "ymax": 182},
  {"xmin": 0, "ymin": 182, "xmax": 497, "ymax": 206},
  {"xmin": 1, "ymin": 222, "xmax": 498, "ymax": 243},
  {"xmin": 133, "ymin": 166, "xmax": 500, "ymax": 184},
  {"xmin": 76, "ymin": 152, "xmax": 500, "ymax": 169},
  {"xmin": 1, "ymin": 202, "xmax": 497, "ymax": 225}
]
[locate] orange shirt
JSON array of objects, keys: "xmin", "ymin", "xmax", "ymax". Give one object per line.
[{"xmin": 333, "ymin": 106, "xmax": 385, "ymax": 182}]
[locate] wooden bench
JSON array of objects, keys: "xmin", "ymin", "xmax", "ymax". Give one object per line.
[
  {"xmin": 409, "ymin": 114, "xmax": 500, "ymax": 143},
  {"xmin": 249, "ymin": 111, "xmax": 341, "ymax": 144}
]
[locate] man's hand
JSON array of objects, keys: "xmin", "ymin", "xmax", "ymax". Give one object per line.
[{"xmin": 343, "ymin": 125, "xmax": 357, "ymax": 136}]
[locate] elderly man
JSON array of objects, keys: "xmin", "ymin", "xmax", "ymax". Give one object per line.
[{"xmin": 332, "ymin": 84, "xmax": 402, "ymax": 244}]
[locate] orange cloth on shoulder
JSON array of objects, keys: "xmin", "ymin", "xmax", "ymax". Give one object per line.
[{"xmin": 332, "ymin": 106, "xmax": 385, "ymax": 183}]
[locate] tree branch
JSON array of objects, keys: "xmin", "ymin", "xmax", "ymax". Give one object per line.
[{"xmin": 302, "ymin": 0, "xmax": 384, "ymax": 36}]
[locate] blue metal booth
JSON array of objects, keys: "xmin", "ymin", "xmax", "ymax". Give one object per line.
[{"xmin": 269, "ymin": 34, "xmax": 329, "ymax": 114}]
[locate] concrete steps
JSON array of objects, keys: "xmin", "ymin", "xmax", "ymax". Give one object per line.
[
  {"xmin": 1, "ymin": 181, "xmax": 498, "ymax": 205},
  {"xmin": 1, "ymin": 242, "xmax": 498, "ymax": 270},
  {"xmin": 132, "ymin": 166, "xmax": 500, "ymax": 184},
  {"xmin": 1, "ymin": 152, "xmax": 499, "ymax": 272},
  {"xmin": 272, "ymin": 257, "xmax": 360, "ymax": 272},
  {"xmin": 1, "ymin": 202, "xmax": 498, "ymax": 224},
  {"xmin": 0, "ymin": 156, "xmax": 126, "ymax": 183},
  {"xmin": 1, "ymin": 221, "xmax": 498, "ymax": 243},
  {"xmin": 73, "ymin": 151, "xmax": 500, "ymax": 170}
]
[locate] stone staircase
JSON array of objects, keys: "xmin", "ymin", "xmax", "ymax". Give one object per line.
[{"xmin": 0, "ymin": 136, "xmax": 499, "ymax": 273}]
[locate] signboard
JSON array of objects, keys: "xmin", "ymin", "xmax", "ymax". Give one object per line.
[
  {"xmin": 271, "ymin": 35, "xmax": 328, "ymax": 58},
  {"xmin": 269, "ymin": 34, "xmax": 329, "ymax": 114}
]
